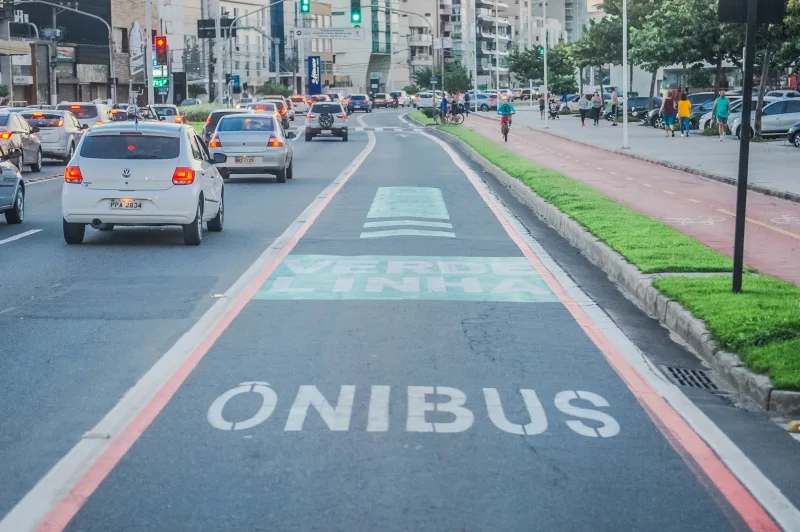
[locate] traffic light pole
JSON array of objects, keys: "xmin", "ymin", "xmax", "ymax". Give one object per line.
[{"xmin": 145, "ymin": 0, "xmax": 154, "ymax": 105}]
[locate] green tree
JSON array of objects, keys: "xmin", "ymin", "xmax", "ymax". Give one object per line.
[
  {"xmin": 413, "ymin": 66, "xmax": 436, "ymax": 89},
  {"xmin": 569, "ymin": 18, "xmax": 622, "ymax": 94},
  {"xmin": 256, "ymin": 83, "xmax": 291, "ymax": 97},
  {"xmin": 508, "ymin": 46, "xmax": 544, "ymax": 83},
  {"xmin": 599, "ymin": 0, "xmax": 658, "ymax": 88},
  {"xmin": 402, "ymin": 84, "xmax": 420, "ymax": 94},
  {"xmin": 509, "ymin": 45, "xmax": 576, "ymax": 94},
  {"xmin": 188, "ymin": 84, "xmax": 206, "ymax": 98},
  {"xmin": 444, "ymin": 63, "xmax": 471, "ymax": 93}
]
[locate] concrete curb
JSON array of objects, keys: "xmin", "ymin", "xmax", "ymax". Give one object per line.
[
  {"xmin": 469, "ymin": 113, "xmax": 800, "ymax": 204},
  {"xmin": 408, "ymin": 115, "xmax": 800, "ymax": 416}
]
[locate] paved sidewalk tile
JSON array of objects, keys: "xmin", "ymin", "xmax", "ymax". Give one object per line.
[
  {"xmin": 494, "ymin": 110, "xmax": 800, "ymax": 198},
  {"xmin": 462, "ymin": 114, "xmax": 800, "ymax": 286}
]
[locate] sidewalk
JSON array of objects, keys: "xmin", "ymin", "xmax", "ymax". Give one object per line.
[
  {"xmin": 479, "ymin": 109, "xmax": 800, "ymax": 200},
  {"xmin": 463, "ymin": 114, "xmax": 800, "ymax": 287}
]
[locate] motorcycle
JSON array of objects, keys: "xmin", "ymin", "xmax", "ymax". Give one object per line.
[{"xmin": 391, "ymin": 98, "xmax": 399, "ymax": 109}]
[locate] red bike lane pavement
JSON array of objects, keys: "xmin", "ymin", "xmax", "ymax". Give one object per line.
[{"xmin": 464, "ymin": 115, "xmax": 800, "ymax": 286}]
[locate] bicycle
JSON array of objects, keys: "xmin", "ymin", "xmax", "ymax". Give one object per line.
[
  {"xmin": 434, "ymin": 110, "xmax": 449, "ymax": 125},
  {"xmin": 501, "ymin": 117, "xmax": 511, "ymax": 142}
]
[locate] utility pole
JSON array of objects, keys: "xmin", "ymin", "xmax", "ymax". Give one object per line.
[
  {"xmin": 213, "ymin": 0, "xmax": 223, "ymax": 103},
  {"xmin": 145, "ymin": 0, "xmax": 154, "ymax": 104}
]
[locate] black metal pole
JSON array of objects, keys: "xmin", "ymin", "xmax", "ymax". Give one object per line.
[{"xmin": 732, "ymin": 0, "xmax": 758, "ymax": 293}]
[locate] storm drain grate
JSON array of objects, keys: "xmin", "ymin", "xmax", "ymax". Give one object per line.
[{"xmin": 663, "ymin": 366, "xmax": 718, "ymax": 390}]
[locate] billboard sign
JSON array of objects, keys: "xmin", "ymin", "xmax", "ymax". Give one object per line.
[{"xmin": 308, "ymin": 55, "xmax": 322, "ymax": 95}]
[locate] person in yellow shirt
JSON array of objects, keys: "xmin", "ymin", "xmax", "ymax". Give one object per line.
[{"xmin": 677, "ymin": 92, "xmax": 692, "ymax": 137}]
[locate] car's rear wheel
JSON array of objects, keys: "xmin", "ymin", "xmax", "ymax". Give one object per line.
[
  {"xmin": 183, "ymin": 201, "xmax": 203, "ymax": 246},
  {"xmin": 62, "ymin": 143, "xmax": 74, "ymax": 162},
  {"xmin": 342, "ymin": 130, "xmax": 348, "ymax": 142},
  {"xmin": 63, "ymin": 219, "xmax": 85, "ymax": 244},
  {"xmin": 208, "ymin": 190, "xmax": 224, "ymax": 232},
  {"xmin": 276, "ymin": 163, "xmax": 287, "ymax": 183},
  {"xmin": 793, "ymin": 132, "xmax": 800, "ymax": 148},
  {"xmin": 305, "ymin": 132, "xmax": 313, "ymax": 141},
  {"xmin": 480, "ymin": 104, "xmax": 489, "ymax": 112},
  {"xmin": 4, "ymin": 188, "xmax": 23, "ymax": 224},
  {"xmin": 15, "ymin": 152, "xmax": 23, "ymax": 172},
  {"xmin": 31, "ymin": 149, "xmax": 42, "ymax": 172},
  {"xmin": 653, "ymin": 116, "xmax": 664, "ymax": 129},
  {"xmin": 286, "ymin": 159, "xmax": 294, "ymax": 179}
]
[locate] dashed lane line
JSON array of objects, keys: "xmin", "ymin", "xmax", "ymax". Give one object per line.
[
  {"xmin": 24, "ymin": 174, "xmax": 62, "ymax": 185},
  {"xmin": 0, "ymin": 229, "xmax": 42, "ymax": 245},
  {"xmin": 663, "ymin": 190, "xmax": 676, "ymax": 195},
  {"xmin": 716, "ymin": 208, "xmax": 800, "ymax": 241}
]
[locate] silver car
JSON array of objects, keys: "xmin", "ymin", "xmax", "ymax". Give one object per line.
[
  {"xmin": 0, "ymin": 146, "xmax": 24, "ymax": 224},
  {"xmin": 20, "ymin": 109, "xmax": 87, "ymax": 162},
  {"xmin": 0, "ymin": 112, "xmax": 44, "ymax": 172},
  {"xmin": 305, "ymin": 102, "xmax": 348, "ymax": 142},
  {"xmin": 208, "ymin": 114, "xmax": 295, "ymax": 182},
  {"xmin": 152, "ymin": 104, "xmax": 185, "ymax": 124},
  {"xmin": 55, "ymin": 102, "xmax": 112, "ymax": 128}
]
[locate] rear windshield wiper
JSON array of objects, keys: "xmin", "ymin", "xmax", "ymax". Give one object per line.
[{"xmin": 124, "ymin": 154, "xmax": 161, "ymax": 159}]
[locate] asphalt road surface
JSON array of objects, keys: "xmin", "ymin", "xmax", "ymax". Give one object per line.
[{"xmin": 1, "ymin": 111, "xmax": 799, "ymax": 531}]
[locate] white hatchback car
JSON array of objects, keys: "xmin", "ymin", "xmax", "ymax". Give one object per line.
[
  {"xmin": 61, "ymin": 122, "xmax": 225, "ymax": 246},
  {"xmin": 416, "ymin": 92, "xmax": 435, "ymax": 109}
]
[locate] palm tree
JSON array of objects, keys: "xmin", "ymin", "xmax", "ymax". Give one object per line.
[{"xmin": 413, "ymin": 67, "xmax": 435, "ymax": 89}]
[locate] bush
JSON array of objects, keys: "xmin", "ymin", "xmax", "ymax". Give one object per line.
[
  {"xmin": 421, "ymin": 107, "xmax": 438, "ymax": 118},
  {"xmin": 402, "ymin": 84, "xmax": 420, "ymax": 95},
  {"xmin": 255, "ymin": 83, "xmax": 291, "ymax": 97},
  {"xmin": 179, "ymin": 103, "xmax": 222, "ymax": 122},
  {"xmin": 558, "ymin": 107, "xmax": 572, "ymax": 115}
]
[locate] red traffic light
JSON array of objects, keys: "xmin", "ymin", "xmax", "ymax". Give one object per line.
[
  {"xmin": 155, "ymin": 36, "xmax": 168, "ymax": 65},
  {"xmin": 156, "ymin": 37, "xmax": 166, "ymax": 47}
]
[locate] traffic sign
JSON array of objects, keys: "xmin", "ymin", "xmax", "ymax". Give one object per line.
[{"xmin": 231, "ymin": 74, "xmax": 241, "ymax": 94}]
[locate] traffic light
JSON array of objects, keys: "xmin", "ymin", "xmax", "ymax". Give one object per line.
[
  {"xmin": 155, "ymin": 36, "xmax": 168, "ymax": 65},
  {"xmin": 300, "ymin": 0, "xmax": 310, "ymax": 13},
  {"xmin": 538, "ymin": 47, "xmax": 544, "ymax": 56},
  {"xmin": 350, "ymin": 0, "xmax": 361, "ymax": 24}
]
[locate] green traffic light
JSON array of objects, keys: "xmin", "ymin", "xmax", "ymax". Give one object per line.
[{"xmin": 352, "ymin": 13, "xmax": 360, "ymax": 21}]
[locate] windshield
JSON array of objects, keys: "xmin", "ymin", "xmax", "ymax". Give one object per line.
[
  {"xmin": 311, "ymin": 103, "xmax": 342, "ymax": 114},
  {"xmin": 0, "ymin": 115, "xmax": 10, "ymax": 126},
  {"xmin": 390, "ymin": 92, "xmax": 401, "ymax": 97},
  {"xmin": 80, "ymin": 134, "xmax": 180, "ymax": 159},
  {"xmin": 153, "ymin": 106, "xmax": 177, "ymax": 117},
  {"xmin": 57, "ymin": 105, "xmax": 98, "ymax": 119},
  {"xmin": 22, "ymin": 113, "xmax": 64, "ymax": 127},
  {"xmin": 375, "ymin": 94, "xmax": 386, "ymax": 99},
  {"xmin": 246, "ymin": 103, "xmax": 276, "ymax": 112},
  {"xmin": 418, "ymin": 93, "xmax": 432, "ymax": 99},
  {"xmin": 210, "ymin": 111, "xmax": 245, "ymax": 126},
  {"xmin": 350, "ymin": 95, "xmax": 367, "ymax": 101},
  {"xmin": 218, "ymin": 116, "xmax": 275, "ymax": 132}
]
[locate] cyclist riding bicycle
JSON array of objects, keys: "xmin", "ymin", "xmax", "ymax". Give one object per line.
[{"xmin": 497, "ymin": 96, "xmax": 516, "ymax": 131}]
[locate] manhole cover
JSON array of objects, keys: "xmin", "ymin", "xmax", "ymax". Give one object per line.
[{"xmin": 662, "ymin": 366, "xmax": 718, "ymax": 390}]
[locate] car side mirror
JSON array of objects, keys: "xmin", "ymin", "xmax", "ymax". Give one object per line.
[
  {"xmin": 81, "ymin": 124, "xmax": 89, "ymax": 130},
  {"xmin": 285, "ymin": 130, "xmax": 296, "ymax": 139},
  {"xmin": 212, "ymin": 152, "xmax": 227, "ymax": 164},
  {"xmin": 31, "ymin": 126, "xmax": 40, "ymax": 133}
]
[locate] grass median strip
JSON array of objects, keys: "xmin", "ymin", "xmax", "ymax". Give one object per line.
[
  {"xmin": 409, "ymin": 110, "xmax": 436, "ymax": 126},
  {"xmin": 655, "ymin": 275, "xmax": 800, "ymax": 390},
  {"xmin": 429, "ymin": 120, "xmax": 799, "ymax": 391},
  {"xmin": 437, "ymin": 124, "xmax": 731, "ymax": 274},
  {"xmin": 189, "ymin": 122, "xmax": 204, "ymax": 134}
]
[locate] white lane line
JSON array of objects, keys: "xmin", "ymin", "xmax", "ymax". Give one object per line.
[
  {"xmin": 687, "ymin": 198, "xmax": 701, "ymax": 203},
  {"xmin": 356, "ymin": 113, "xmax": 369, "ymax": 128},
  {"xmin": 359, "ymin": 229, "xmax": 456, "ymax": 238},
  {"xmin": 663, "ymin": 190, "xmax": 676, "ymax": 195},
  {"xmin": 0, "ymin": 133, "xmax": 380, "ymax": 532},
  {"xmin": 363, "ymin": 220, "xmax": 453, "ymax": 229},
  {"xmin": 24, "ymin": 175, "xmax": 62, "ymax": 185},
  {"xmin": 419, "ymin": 129, "xmax": 800, "ymax": 531},
  {"xmin": 0, "ymin": 229, "xmax": 42, "ymax": 245}
]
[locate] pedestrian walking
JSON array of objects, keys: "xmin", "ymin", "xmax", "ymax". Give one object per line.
[
  {"xmin": 578, "ymin": 93, "xmax": 588, "ymax": 126},
  {"xmin": 678, "ymin": 92, "xmax": 692, "ymax": 137},
  {"xmin": 660, "ymin": 92, "xmax": 676, "ymax": 137},
  {"xmin": 712, "ymin": 89, "xmax": 730, "ymax": 141},
  {"xmin": 464, "ymin": 91, "xmax": 471, "ymax": 117},
  {"xmin": 539, "ymin": 93, "xmax": 546, "ymax": 119},
  {"xmin": 610, "ymin": 92, "xmax": 619, "ymax": 126},
  {"xmin": 591, "ymin": 92, "xmax": 603, "ymax": 126}
]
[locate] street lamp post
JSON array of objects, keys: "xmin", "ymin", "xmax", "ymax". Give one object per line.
[
  {"xmin": 543, "ymin": 0, "xmax": 548, "ymax": 129},
  {"xmin": 621, "ymin": 0, "xmax": 629, "ymax": 148}
]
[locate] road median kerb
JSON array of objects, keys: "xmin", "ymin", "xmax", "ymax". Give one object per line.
[
  {"xmin": 406, "ymin": 114, "xmax": 800, "ymax": 416},
  {"xmin": 469, "ymin": 113, "xmax": 800, "ymax": 204}
]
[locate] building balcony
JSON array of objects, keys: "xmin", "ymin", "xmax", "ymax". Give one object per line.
[
  {"xmin": 409, "ymin": 34, "xmax": 432, "ymax": 46},
  {"xmin": 476, "ymin": 0, "xmax": 509, "ymax": 8},
  {"xmin": 410, "ymin": 55, "xmax": 434, "ymax": 65},
  {"xmin": 479, "ymin": 30, "xmax": 511, "ymax": 41},
  {"xmin": 478, "ymin": 15, "xmax": 511, "ymax": 26}
]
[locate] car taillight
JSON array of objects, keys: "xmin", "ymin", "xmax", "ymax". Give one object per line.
[
  {"xmin": 267, "ymin": 135, "xmax": 283, "ymax": 148},
  {"xmin": 176, "ymin": 116, "xmax": 184, "ymax": 123},
  {"xmin": 96, "ymin": 121, "xmax": 103, "ymax": 125},
  {"xmin": 205, "ymin": 116, "xmax": 212, "ymax": 125},
  {"xmin": 339, "ymin": 114, "xmax": 347, "ymax": 119},
  {"xmin": 64, "ymin": 166, "xmax": 83, "ymax": 183},
  {"xmin": 172, "ymin": 167, "xmax": 195, "ymax": 185},
  {"xmin": 0, "ymin": 131, "xmax": 11, "ymax": 139},
  {"xmin": 209, "ymin": 136, "xmax": 221, "ymax": 148},
  {"xmin": 57, "ymin": 119, "xmax": 63, "ymax": 126},
  {"xmin": 280, "ymin": 109, "xmax": 286, "ymax": 115},
  {"xmin": 307, "ymin": 114, "xmax": 316, "ymax": 119}
]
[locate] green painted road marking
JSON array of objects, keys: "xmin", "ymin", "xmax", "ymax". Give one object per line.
[
  {"xmin": 366, "ymin": 187, "xmax": 450, "ymax": 220},
  {"xmin": 254, "ymin": 255, "xmax": 558, "ymax": 302},
  {"xmin": 359, "ymin": 229, "xmax": 456, "ymax": 239},
  {"xmin": 363, "ymin": 220, "xmax": 453, "ymax": 229}
]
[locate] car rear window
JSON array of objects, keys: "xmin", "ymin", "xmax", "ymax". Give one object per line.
[
  {"xmin": 350, "ymin": 95, "xmax": 367, "ymax": 101},
  {"xmin": 375, "ymin": 94, "xmax": 386, "ymax": 99},
  {"xmin": 0, "ymin": 115, "xmax": 11, "ymax": 126},
  {"xmin": 267, "ymin": 100, "xmax": 285, "ymax": 110},
  {"xmin": 311, "ymin": 103, "xmax": 342, "ymax": 114},
  {"xmin": 57, "ymin": 104, "xmax": 98, "ymax": 119},
  {"xmin": 247, "ymin": 103, "xmax": 276, "ymax": 112},
  {"xmin": 210, "ymin": 111, "xmax": 244, "ymax": 126},
  {"xmin": 154, "ymin": 106, "xmax": 177, "ymax": 116},
  {"xmin": 390, "ymin": 92, "xmax": 401, "ymax": 97},
  {"xmin": 22, "ymin": 113, "xmax": 63, "ymax": 127},
  {"xmin": 290, "ymin": 96, "xmax": 304, "ymax": 102},
  {"xmin": 218, "ymin": 116, "xmax": 275, "ymax": 132},
  {"xmin": 418, "ymin": 93, "xmax": 432, "ymax": 98},
  {"xmin": 80, "ymin": 134, "xmax": 180, "ymax": 159}
]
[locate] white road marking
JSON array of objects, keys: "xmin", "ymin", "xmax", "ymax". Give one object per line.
[
  {"xmin": 0, "ymin": 229, "xmax": 42, "ymax": 245},
  {"xmin": 0, "ymin": 131, "xmax": 380, "ymax": 532},
  {"xmin": 360, "ymin": 229, "xmax": 456, "ymax": 238},
  {"xmin": 687, "ymin": 198, "xmax": 701, "ymax": 203},
  {"xmin": 356, "ymin": 113, "xmax": 369, "ymax": 127},
  {"xmin": 284, "ymin": 385, "xmax": 356, "ymax": 431},
  {"xmin": 417, "ymin": 128, "xmax": 800, "ymax": 530},
  {"xmin": 363, "ymin": 220, "xmax": 453, "ymax": 229},
  {"xmin": 207, "ymin": 382, "xmax": 277, "ymax": 431},
  {"xmin": 663, "ymin": 190, "xmax": 676, "ymax": 195}
]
